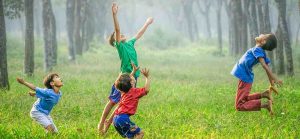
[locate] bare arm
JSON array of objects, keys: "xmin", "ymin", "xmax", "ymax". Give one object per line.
[
  {"xmin": 258, "ymin": 58, "xmax": 282, "ymax": 86},
  {"xmin": 141, "ymin": 68, "xmax": 150, "ymax": 93},
  {"xmin": 16, "ymin": 78, "xmax": 36, "ymax": 91},
  {"xmin": 112, "ymin": 3, "xmax": 121, "ymax": 43},
  {"xmin": 134, "ymin": 17, "xmax": 154, "ymax": 41}
]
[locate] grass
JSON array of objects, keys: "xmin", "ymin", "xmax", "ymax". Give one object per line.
[{"xmin": 0, "ymin": 36, "xmax": 300, "ymax": 138}]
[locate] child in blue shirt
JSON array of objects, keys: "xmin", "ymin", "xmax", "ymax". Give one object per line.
[
  {"xmin": 231, "ymin": 34, "xmax": 282, "ymax": 115},
  {"xmin": 17, "ymin": 73, "xmax": 63, "ymax": 133}
]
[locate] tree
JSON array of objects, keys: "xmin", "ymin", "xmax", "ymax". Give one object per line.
[
  {"xmin": 275, "ymin": 0, "xmax": 294, "ymax": 76},
  {"xmin": 42, "ymin": 0, "xmax": 56, "ymax": 71},
  {"xmin": 261, "ymin": 0, "xmax": 275, "ymax": 71},
  {"xmin": 24, "ymin": 0, "xmax": 34, "ymax": 76},
  {"xmin": 248, "ymin": 0, "xmax": 259, "ymax": 47},
  {"xmin": 74, "ymin": 0, "xmax": 82, "ymax": 55},
  {"xmin": 196, "ymin": 0, "xmax": 212, "ymax": 39},
  {"xmin": 182, "ymin": 0, "xmax": 198, "ymax": 42},
  {"xmin": 0, "ymin": 0, "xmax": 9, "ymax": 90},
  {"xmin": 216, "ymin": 0, "xmax": 223, "ymax": 54},
  {"xmin": 66, "ymin": 0, "xmax": 75, "ymax": 61}
]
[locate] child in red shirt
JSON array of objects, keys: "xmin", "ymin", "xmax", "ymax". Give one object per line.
[{"xmin": 105, "ymin": 64, "xmax": 150, "ymax": 139}]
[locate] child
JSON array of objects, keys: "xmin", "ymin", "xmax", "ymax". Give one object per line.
[
  {"xmin": 110, "ymin": 64, "xmax": 150, "ymax": 139},
  {"xmin": 231, "ymin": 33, "xmax": 282, "ymax": 115},
  {"xmin": 98, "ymin": 2, "xmax": 153, "ymax": 134},
  {"xmin": 16, "ymin": 73, "xmax": 63, "ymax": 133}
]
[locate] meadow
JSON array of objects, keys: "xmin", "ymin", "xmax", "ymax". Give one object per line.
[{"xmin": 0, "ymin": 36, "xmax": 300, "ymax": 138}]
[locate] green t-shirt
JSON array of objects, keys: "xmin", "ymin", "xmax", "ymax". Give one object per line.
[{"xmin": 114, "ymin": 38, "xmax": 140, "ymax": 77}]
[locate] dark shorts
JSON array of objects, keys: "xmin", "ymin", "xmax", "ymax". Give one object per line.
[
  {"xmin": 113, "ymin": 114, "xmax": 141, "ymax": 138},
  {"xmin": 108, "ymin": 76, "xmax": 138, "ymax": 104}
]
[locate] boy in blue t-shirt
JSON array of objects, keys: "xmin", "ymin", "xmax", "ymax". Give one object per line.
[
  {"xmin": 17, "ymin": 73, "xmax": 63, "ymax": 133},
  {"xmin": 231, "ymin": 34, "xmax": 282, "ymax": 115}
]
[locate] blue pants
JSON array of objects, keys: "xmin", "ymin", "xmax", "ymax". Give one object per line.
[{"xmin": 113, "ymin": 114, "xmax": 141, "ymax": 138}]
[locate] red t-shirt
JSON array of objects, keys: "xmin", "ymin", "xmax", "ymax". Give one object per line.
[{"xmin": 115, "ymin": 87, "xmax": 147, "ymax": 115}]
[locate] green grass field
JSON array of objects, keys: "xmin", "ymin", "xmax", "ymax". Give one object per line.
[{"xmin": 1, "ymin": 37, "xmax": 300, "ymax": 138}]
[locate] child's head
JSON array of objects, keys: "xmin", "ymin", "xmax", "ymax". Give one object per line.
[
  {"xmin": 43, "ymin": 73, "xmax": 63, "ymax": 89},
  {"xmin": 108, "ymin": 32, "xmax": 127, "ymax": 47},
  {"xmin": 115, "ymin": 73, "xmax": 136, "ymax": 93},
  {"xmin": 255, "ymin": 34, "xmax": 277, "ymax": 51}
]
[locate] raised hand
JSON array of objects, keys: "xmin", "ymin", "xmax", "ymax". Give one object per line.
[
  {"xmin": 146, "ymin": 17, "xmax": 154, "ymax": 25},
  {"xmin": 141, "ymin": 68, "xmax": 149, "ymax": 78},
  {"xmin": 112, "ymin": 3, "xmax": 118, "ymax": 14},
  {"xmin": 131, "ymin": 62, "xmax": 140, "ymax": 73},
  {"xmin": 28, "ymin": 91, "xmax": 36, "ymax": 97},
  {"xmin": 16, "ymin": 78, "xmax": 25, "ymax": 84}
]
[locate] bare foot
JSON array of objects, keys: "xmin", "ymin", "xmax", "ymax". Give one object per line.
[
  {"xmin": 262, "ymin": 90, "xmax": 273, "ymax": 102},
  {"xmin": 267, "ymin": 100, "xmax": 273, "ymax": 116}
]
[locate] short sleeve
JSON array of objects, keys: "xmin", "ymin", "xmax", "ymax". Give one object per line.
[
  {"xmin": 265, "ymin": 57, "xmax": 271, "ymax": 65},
  {"xmin": 127, "ymin": 38, "xmax": 136, "ymax": 47},
  {"xmin": 252, "ymin": 47, "xmax": 265, "ymax": 59},
  {"xmin": 134, "ymin": 87, "xmax": 146, "ymax": 98},
  {"xmin": 35, "ymin": 87, "xmax": 48, "ymax": 98}
]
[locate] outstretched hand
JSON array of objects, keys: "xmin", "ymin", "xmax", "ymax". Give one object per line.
[
  {"xmin": 28, "ymin": 91, "xmax": 35, "ymax": 97},
  {"xmin": 146, "ymin": 17, "xmax": 154, "ymax": 25},
  {"xmin": 112, "ymin": 3, "xmax": 118, "ymax": 14},
  {"xmin": 131, "ymin": 62, "xmax": 140, "ymax": 74},
  {"xmin": 16, "ymin": 78, "xmax": 25, "ymax": 84},
  {"xmin": 141, "ymin": 68, "xmax": 150, "ymax": 78}
]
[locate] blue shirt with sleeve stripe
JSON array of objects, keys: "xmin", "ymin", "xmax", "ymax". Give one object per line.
[
  {"xmin": 33, "ymin": 87, "xmax": 62, "ymax": 115},
  {"xmin": 231, "ymin": 46, "xmax": 270, "ymax": 83}
]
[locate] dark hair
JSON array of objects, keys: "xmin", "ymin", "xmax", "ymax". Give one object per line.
[
  {"xmin": 108, "ymin": 32, "xmax": 115, "ymax": 47},
  {"xmin": 116, "ymin": 74, "xmax": 132, "ymax": 93},
  {"xmin": 43, "ymin": 73, "xmax": 59, "ymax": 89},
  {"xmin": 262, "ymin": 34, "xmax": 277, "ymax": 51}
]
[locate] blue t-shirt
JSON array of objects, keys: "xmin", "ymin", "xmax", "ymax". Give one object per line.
[
  {"xmin": 33, "ymin": 87, "xmax": 62, "ymax": 115},
  {"xmin": 231, "ymin": 46, "xmax": 270, "ymax": 83}
]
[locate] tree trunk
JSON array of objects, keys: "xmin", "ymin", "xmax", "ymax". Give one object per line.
[
  {"xmin": 24, "ymin": 0, "xmax": 35, "ymax": 76},
  {"xmin": 232, "ymin": 0, "xmax": 243, "ymax": 56},
  {"xmin": 256, "ymin": 0, "xmax": 265, "ymax": 33},
  {"xmin": 49, "ymin": 5, "xmax": 57, "ymax": 66},
  {"xmin": 66, "ymin": 0, "xmax": 75, "ymax": 61},
  {"xmin": 34, "ymin": 0, "xmax": 41, "ymax": 37},
  {"xmin": 0, "ymin": 0, "xmax": 10, "ymax": 90},
  {"xmin": 261, "ymin": 0, "xmax": 275, "ymax": 71},
  {"xmin": 42, "ymin": 0, "xmax": 54, "ymax": 71},
  {"xmin": 275, "ymin": 0, "xmax": 294, "ymax": 76},
  {"xmin": 216, "ymin": 0, "xmax": 223, "ymax": 54},
  {"xmin": 275, "ymin": 24, "xmax": 285, "ymax": 75},
  {"xmin": 196, "ymin": 0, "xmax": 211, "ymax": 39},
  {"xmin": 225, "ymin": 0, "xmax": 234, "ymax": 55},
  {"xmin": 241, "ymin": 0, "xmax": 249, "ymax": 53},
  {"xmin": 249, "ymin": 0, "xmax": 259, "ymax": 47},
  {"xmin": 182, "ymin": 0, "xmax": 195, "ymax": 42},
  {"xmin": 74, "ymin": 0, "xmax": 82, "ymax": 55}
]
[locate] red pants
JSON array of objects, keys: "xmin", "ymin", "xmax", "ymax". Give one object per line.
[{"xmin": 235, "ymin": 80, "xmax": 262, "ymax": 111}]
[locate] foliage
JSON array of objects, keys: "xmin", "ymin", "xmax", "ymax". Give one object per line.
[{"xmin": 3, "ymin": 0, "xmax": 24, "ymax": 19}]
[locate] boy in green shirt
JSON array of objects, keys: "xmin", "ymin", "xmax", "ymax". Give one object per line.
[{"xmin": 98, "ymin": 2, "xmax": 153, "ymax": 134}]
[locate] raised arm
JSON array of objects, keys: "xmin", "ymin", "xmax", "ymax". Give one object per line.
[
  {"xmin": 112, "ymin": 3, "xmax": 121, "ymax": 43},
  {"xmin": 258, "ymin": 58, "xmax": 282, "ymax": 86},
  {"xmin": 141, "ymin": 68, "xmax": 150, "ymax": 93},
  {"xmin": 16, "ymin": 78, "xmax": 36, "ymax": 91},
  {"xmin": 134, "ymin": 17, "xmax": 154, "ymax": 41}
]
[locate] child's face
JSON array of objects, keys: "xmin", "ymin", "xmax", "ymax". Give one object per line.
[
  {"xmin": 51, "ymin": 75, "xmax": 63, "ymax": 88},
  {"xmin": 255, "ymin": 34, "xmax": 270, "ymax": 45}
]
